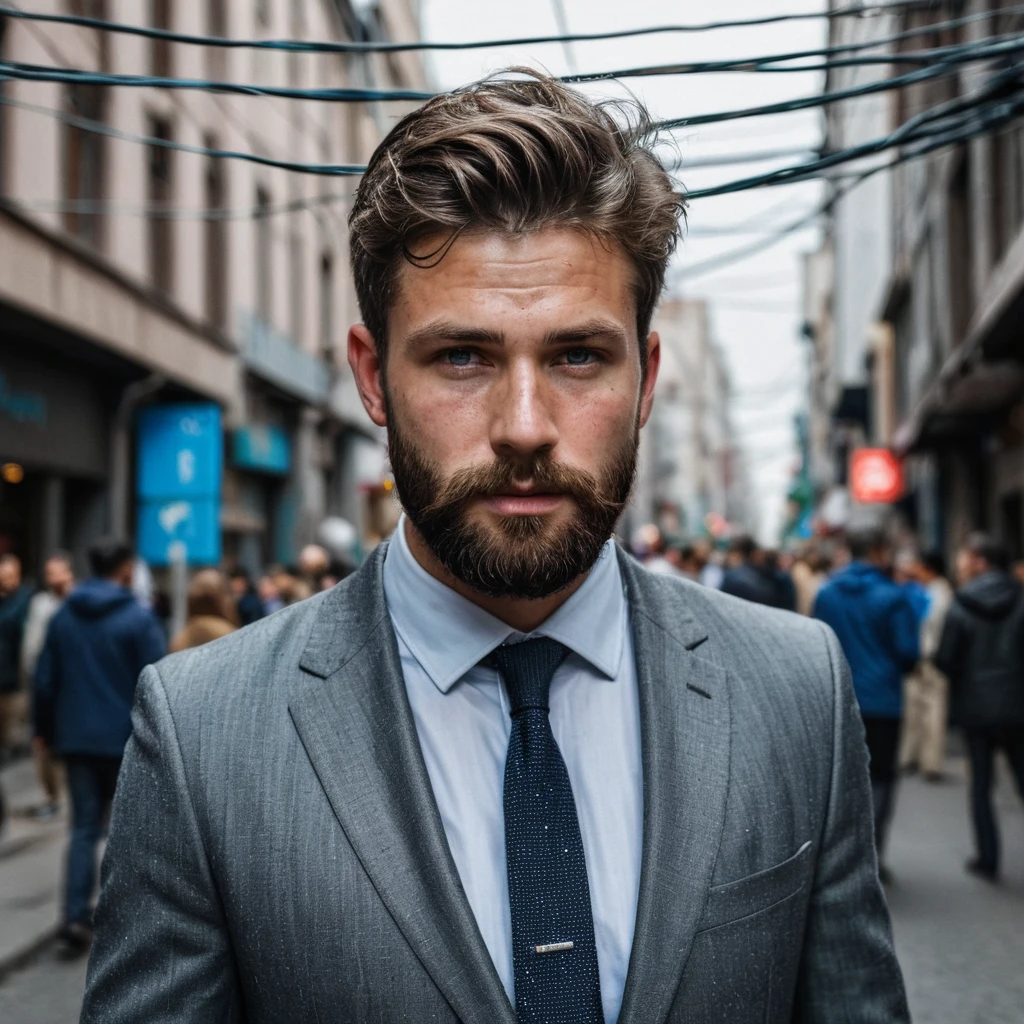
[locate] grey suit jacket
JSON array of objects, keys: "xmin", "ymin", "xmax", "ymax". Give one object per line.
[{"xmin": 81, "ymin": 546, "xmax": 909, "ymax": 1024}]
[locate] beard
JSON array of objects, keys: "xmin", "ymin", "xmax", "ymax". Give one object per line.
[{"xmin": 387, "ymin": 411, "xmax": 638, "ymax": 600}]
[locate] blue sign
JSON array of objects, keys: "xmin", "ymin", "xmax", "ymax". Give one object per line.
[
  {"xmin": 232, "ymin": 425, "xmax": 290, "ymax": 475},
  {"xmin": 137, "ymin": 498, "xmax": 221, "ymax": 566},
  {"xmin": 136, "ymin": 403, "xmax": 222, "ymax": 565},
  {"xmin": 137, "ymin": 404, "xmax": 222, "ymax": 500}
]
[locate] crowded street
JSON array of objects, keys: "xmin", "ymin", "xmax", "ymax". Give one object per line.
[
  {"xmin": 3, "ymin": 0, "xmax": 1024, "ymax": 1020},
  {"xmin": 2, "ymin": 752, "xmax": 1023, "ymax": 1023}
]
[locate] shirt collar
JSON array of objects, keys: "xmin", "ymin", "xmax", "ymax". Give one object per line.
[{"xmin": 382, "ymin": 515, "xmax": 625, "ymax": 693}]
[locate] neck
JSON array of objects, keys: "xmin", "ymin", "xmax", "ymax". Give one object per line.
[{"xmin": 403, "ymin": 518, "xmax": 590, "ymax": 633}]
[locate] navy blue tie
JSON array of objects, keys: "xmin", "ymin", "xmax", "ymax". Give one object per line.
[{"xmin": 494, "ymin": 638, "xmax": 604, "ymax": 1024}]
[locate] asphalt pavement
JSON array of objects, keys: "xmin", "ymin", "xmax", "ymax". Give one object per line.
[{"xmin": 0, "ymin": 753, "xmax": 1021, "ymax": 1023}]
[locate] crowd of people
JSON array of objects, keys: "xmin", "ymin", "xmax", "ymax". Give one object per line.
[
  {"xmin": 2, "ymin": 520, "xmax": 1023, "ymax": 955},
  {"xmin": 0, "ymin": 538, "xmax": 352, "ymax": 951},
  {"xmin": 634, "ymin": 525, "xmax": 1024, "ymax": 885}
]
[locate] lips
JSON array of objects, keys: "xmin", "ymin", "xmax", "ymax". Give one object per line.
[{"xmin": 483, "ymin": 491, "xmax": 567, "ymax": 516}]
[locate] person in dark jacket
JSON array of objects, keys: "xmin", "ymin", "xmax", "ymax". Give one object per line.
[
  {"xmin": 0, "ymin": 553, "xmax": 32, "ymax": 832},
  {"xmin": 229, "ymin": 568, "xmax": 266, "ymax": 627},
  {"xmin": 721, "ymin": 536, "xmax": 794, "ymax": 609},
  {"xmin": 34, "ymin": 538, "xmax": 166, "ymax": 951},
  {"xmin": 936, "ymin": 533, "xmax": 1024, "ymax": 883},
  {"xmin": 813, "ymin": 527, "xmax": 920, "ymax": 873}
]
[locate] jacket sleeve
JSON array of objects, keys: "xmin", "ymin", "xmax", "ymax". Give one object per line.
[
  {"xmin": 793, "ymin": 624, "xmax": 911, "ymax": 1023},
  {"xmin": 32, "ymin": 625, "xmax": 58, "ymax": 746},
  {"xmin": 934, "ymin": 603, "xmax": 965, "ymax": 687},
  {"xmin": 889, "ymin": 591, "xmax": 921, "ymax": 671},
  {"xmin": 81, "ymin": 665, "xmax": 243, "ymax": 1024}
]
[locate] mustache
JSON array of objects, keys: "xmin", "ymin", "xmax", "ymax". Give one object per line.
[{"xmin": 419, "ymin": 455, "xmax": 622, "ymax": 518}]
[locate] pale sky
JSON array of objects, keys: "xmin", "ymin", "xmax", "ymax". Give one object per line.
[{"xmin": 420, "ymin": 0, "xmax": 828, "ymax": 541}]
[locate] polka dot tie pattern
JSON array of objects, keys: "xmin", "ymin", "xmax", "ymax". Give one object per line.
[{"xmin": 494, "ymin": 637, "xmax": 605, "ymax": 1024}]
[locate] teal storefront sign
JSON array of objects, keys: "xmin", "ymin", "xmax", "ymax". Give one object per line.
[{"xmin": 232, "ymin": 425, "xmax": 291, "ymax": 475}]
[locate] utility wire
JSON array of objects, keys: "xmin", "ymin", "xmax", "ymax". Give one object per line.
[
  {"xmin": 0, "ymin": 2, "xmax": 942, "ymax": 55},
  {"xmin": 3, "ymin": 29, "xmax": 1020, "ymax": 105},
  {"xmin": 656, "ymin": 34, "xmax": 1024, "ymax": 130}
]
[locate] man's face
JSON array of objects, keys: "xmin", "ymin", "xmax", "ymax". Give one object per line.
[
  {"xmin": 956, "ymin": 548, "xmax": 983, "ymax": 585},
  {"xmin": 350, "ymin": 228, "xmax": 659, "ymax": 599},
  {"xmin": 0, "ymin": 560, "xmax": 20, "ymax": 595},
  {"xmin": 44, "ymin": 558, "xmax": 73, "ymax": 595}
]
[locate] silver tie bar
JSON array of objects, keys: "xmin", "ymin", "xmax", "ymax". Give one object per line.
[{"xmin": 535, "ymin": 941, "xmax": 574, "ymax": 954}]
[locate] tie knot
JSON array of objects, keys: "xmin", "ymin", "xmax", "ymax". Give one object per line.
[{"xmin": 493, "ymin": 637, "xmax": 570, "ymax": 717}]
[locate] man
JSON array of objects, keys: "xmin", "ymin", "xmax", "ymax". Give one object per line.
[
  {"xmin": 720, "ymin": 536, "xmax": 789, "ymax": 609},
  {"xmin": 83, "ymin": 73, "xmax": 907, "ymax": 1023},
  {"xmin": 228, "ymin": 568, "xmax": 265, "ymax": 627},
  {"xmin": 34, "ymin": 538, "xmax": 165, "ymax": 951},
  {"xmin": 0, "ymin": 553, "xmax": 32, "ymax": 832},
  {"xmin": 813, "ymin": 527, "xmax": 920, "ymax": 874},
  {"xmin": 21, "ymin": 551, "xmax": 76, "ymax": 818},
  {"xmin": 898, "ymin": 551, "xmax": 953, "ymax": 782},
  {"xmin": 936, "ymin": 534, "xmax": 1024, "ymax": 883},
  {"xmin": 0, "ymin": 554, "xmax": 32, "ymax": 759},
  {"xmin": 298, "ymin": 543, "xmax": 331, "ymax": 592}
]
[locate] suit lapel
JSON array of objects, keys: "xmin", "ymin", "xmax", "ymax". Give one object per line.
[
  {"xmin": 289, "ymin": 546, "xmax": 515, "ymax": 1024},
  {"xmin": 616, "ymin": 551, "xmax": 732, "ymax": 1024}
]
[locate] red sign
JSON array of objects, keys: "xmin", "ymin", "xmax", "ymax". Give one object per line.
[{"xmin": 850, "ymin": 448, "xmax": 904, "ymax": 504}]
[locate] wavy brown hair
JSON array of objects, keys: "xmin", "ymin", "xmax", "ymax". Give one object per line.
[{"xmin": 349, "ymin": 69, "xmax": 686, "ymax": 373}]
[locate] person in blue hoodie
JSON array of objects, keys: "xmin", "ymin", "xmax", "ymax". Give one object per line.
[
  {"xmin": 813, "ymin": 526, "xmax": 920, "ymax": 876},
  {"xmin": 34, "ymin": 537, "xmax": 165, "ymax": 952}
]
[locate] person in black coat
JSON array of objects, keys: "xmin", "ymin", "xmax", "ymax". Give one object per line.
[
  {"xmin": 34, "ymin": 538, "xmax": 166, "ymax": 950},
  {"xmin": 936, "ymin": 533, "xmax": 1024, "ymax": 883}
]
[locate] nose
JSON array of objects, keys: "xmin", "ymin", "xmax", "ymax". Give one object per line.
[{"xmin": 489, "ymin": 356, "xmax": 559, "ymax": 461}]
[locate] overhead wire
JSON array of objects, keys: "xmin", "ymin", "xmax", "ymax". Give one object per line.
[
  {"xmin": 0, "ymin": 2, "xmax": 943, "ymax": 55},
  {"xmin": 3, "ymin": 28, "xmax": 1021, "ymax": 106}
]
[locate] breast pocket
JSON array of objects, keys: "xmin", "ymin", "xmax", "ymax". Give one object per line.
[{"xmin": 697, "ymin": 840, "xmax": 813, "ymax": 933}]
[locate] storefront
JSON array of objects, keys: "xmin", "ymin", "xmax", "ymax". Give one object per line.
[{"xmin": 0, "ymin": 340, "xmax": 111, "ymax": 575}]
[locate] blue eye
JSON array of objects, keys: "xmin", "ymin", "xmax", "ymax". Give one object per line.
[
  {"xmin": 564, "ymin": 348, "xmax": 594, "ymax": 365},
  {"xmin": 446, "ymin": 348, "xmax": 473, "ymax": 366}
]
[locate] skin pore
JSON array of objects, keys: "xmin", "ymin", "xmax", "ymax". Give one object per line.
[{"xmin": 348, "ymin": 227, "xmax": 660, "ymax": 633}]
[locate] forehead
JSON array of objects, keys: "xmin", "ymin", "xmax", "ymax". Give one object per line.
[{"xmin": 389, "ymin": 228, "xmax": 638, "ymax": 336}]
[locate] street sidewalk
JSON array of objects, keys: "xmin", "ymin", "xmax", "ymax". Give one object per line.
[{"xmin": 0, "ymin": 757, "xmax": 65, "ymax": 980}]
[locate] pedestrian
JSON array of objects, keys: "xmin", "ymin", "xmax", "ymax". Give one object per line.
[
  {"xmin": 720, "ymin": 535, "xmax": 790, "ymax": 608},
  {"xmin": 813, "ymin": 526, "xmax": 920, "ymax": 877},
  {"xmin": 229, "ymin": 568, "xmax": 266, "ymax": 626},
  {"xmin": 83, "ymin": 71, "xmax": 908, "ymax": 1023},
  {"xmin": 0, "ymin": 553, "xmax": 32, "ymax": 760},
  {"xmin": 169, "ymin": 569, "xmax": 239, "ymax": 652},
  {"xmin": 20, "ymin": 551, "xmax": 75, "ymax": 819},
  {"xmin": 33, "ymin": 537, "xmax": 166, "ymax": 952},
  {"xmin": 256, "ymin": 573, "xmax": 284, "ymax": 615},
  {"xmin": 299, "ymin": 544, "xmax": 331, "ymax": 593},
  {"xmin": 791, "ymin": 543, "xmax": 829, "ymax": 617},
  {"xmin": 935, "ymin": 533, "xmax": 1024, "ymax": 883},
  {"xmin": 898, "ymin": 551, "xmax": 953, "ymax": 782}
]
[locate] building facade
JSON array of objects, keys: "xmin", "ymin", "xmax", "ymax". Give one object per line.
[
  {"xmin": 630, "ymin": 297, "xmax": 750, "ymax": 542},
  {"xmin": 803, "ymin": 0, "xmax": 1024, "ymax": 556},
  {"xmin": 0, "ymin": 0, "xmax": 425, "ymax": 577}
]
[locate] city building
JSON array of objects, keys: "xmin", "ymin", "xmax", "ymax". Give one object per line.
[
  {"xmin": 0, "ymin": 0, "xmax": 426, "ymax": 577},
  {"xmin": 803, "ymin": 0, "xmax": 1024, "ymax": 557},
  {"xmin": 629, "ymin": 296, "xmax": 750, "ymax": 542}
]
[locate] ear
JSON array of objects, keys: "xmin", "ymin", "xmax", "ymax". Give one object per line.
[
  {"xmin": 348, "ymin": 323, "xmax": 388, "ymax": 428},
  {"xmin": 638, "ymin": 330, "xmax": 661, "ymax": 429}
]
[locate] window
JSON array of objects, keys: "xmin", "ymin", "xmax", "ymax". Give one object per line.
[
  {"xmin": 147, "ymin": 117, "xmax": 174, "ymax": 294},
  {"xmin": 255, "ymin": 187, "xmax": 272, "ymax": 322},
  {"xmin": 0, "ymin": 17, "xmax": 7, "ymax": 192},
  {"xmin": 64, "ymin": 85, "xmax": 107, "ymax": 249},
  {"xmin": 151, "ymin": 0, "xmax": 171, "ymax": 78},
  {"xmin": 319, "ymin": 250, "xmax": 334, "ymax": 360},
  {"xmin": 206, "ymin": 0, "xmax": 227, "ymax": 78},
  {"xmin": 204, "ymin": 139, "xmax": 227, "ymax": 331},
  {"xmin": 289, "ymin": 227, "xmax": 304, "ymax": 345},
  {"xmin": 947, "ymin": 153, "xmax": 972, "ymax": 347}
]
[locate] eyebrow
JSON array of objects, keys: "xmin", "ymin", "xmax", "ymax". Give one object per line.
[{"xmin": 403, "ymin": 317, "xmax": 629, "ymax": 352}]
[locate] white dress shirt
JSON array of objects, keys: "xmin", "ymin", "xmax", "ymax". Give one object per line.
[{"xmin": 382, "ymin": 517, "xmax": 643, "ymax": 1024}]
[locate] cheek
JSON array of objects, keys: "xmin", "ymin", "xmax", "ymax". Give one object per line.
[{"xmin": 557, "ymin": 386, "xmax": 637, "ymax": 458}]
